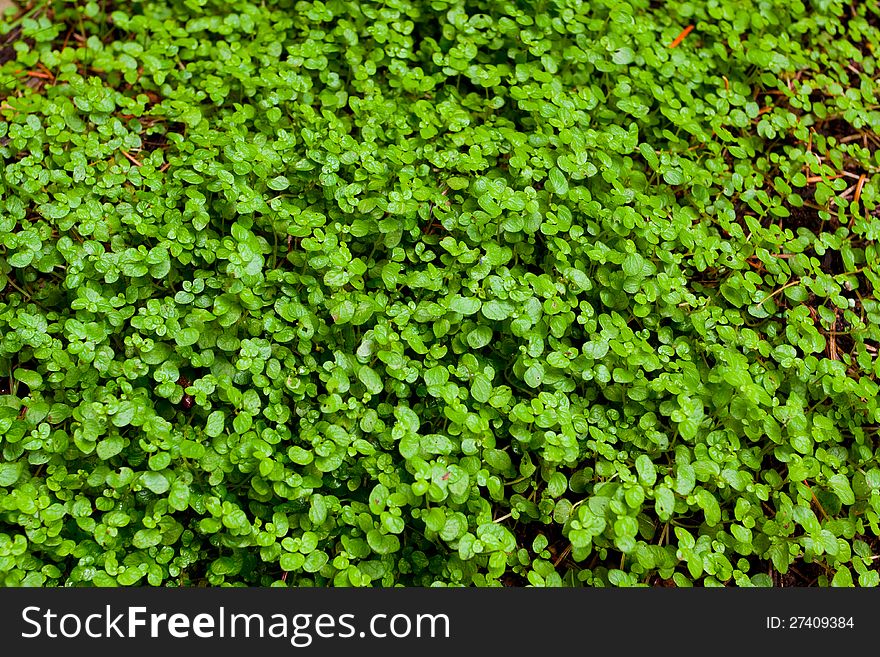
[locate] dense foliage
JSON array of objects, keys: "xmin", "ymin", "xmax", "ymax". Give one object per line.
[{"xmin": 2, "ymin": 0, "xmax": 880, "ymax": 587}]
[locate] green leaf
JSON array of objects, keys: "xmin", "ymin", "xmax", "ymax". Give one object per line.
[
  {"xmin": 97, "ymin": 436, "xmax": 125, "ymax": 460},
  {"xmin": 175, "ymin": 328, "xmax": 200, "ymax": 347},
  {"xmin": 267, "ymin": 175, "xmax": 290, "ymax": 191},
  {"xmin": 280, "ymin": 553, "xmax": 305, "ymax": 571},
  {"xmin": 133, "ymin": 528, "xmax": 162, "ymax": 549},
  {"xmin": 635, "ymin": 454, "xmax": 656, "ymax": 487},
  {"xmin": 168, "ymin": 481, "xmax": 190, "ymax": 511},
  {"xmin": 478, "ymin": 194, "xmax": 501, "ymax": 217},
  {"xmin": 424, "ymin": 365, "xmax": 449, "ymax": 387},
  {"xmin": 622, "ymin": 253, "xmax": 645, "ymax": 277},
  {"xmin": 421, "ymin": 433, "xmax": 454, "ymax": 454},
  {"xmin": 358, "ymin": 365, "xmax": 384, "ymax": 395},
  {"xmin": 141, "ymin": 471, "xmax": 170, "ymax": 495},
  {"xmin": 481, "ymin": 300, "xmax": 514, "ymax": 321},
  {"xmin": 13, "ymin": 368, "xmax": 42, "ymax": 389},
  {"xmin": 382, "ymin": 513, "xmax": 405, "ymax": 534},
  {"xmin": 288, "ymin": 446, "xmax": 313, "ymax": 465},
  {"xmin": 310, "ymin": 494, "xmax": 328, "ymax": 525},
  {"xmin": 675, "ymin": 463, "xmax": 696, "ymax": 495},
  {"xmin": 470, "ymin": 374, "xmax": 492, "ymax": 403},
  {"xmin": 233, "ymin": 412, "xmax": 252, "ymax": 434},
  {"xmin": 303, "ymin": 551, "xmax": 329, "ymax": 572},
  {"xmin": 695, "ymin": 489, "xmax": 721, "ymax": 526},
  {"xmin": 367, "ymin": 530, "xmax": 400, "ymax": 555},
  {"xmin": 523, "ymin": 363, "xmax": 545, "ymax": 388},
  {"xmin": 467, "ymin": 326, "xmax": 493, "ymax": 349},
  {"xmin": 831, "ymin": 566, "xmax": 853, "ymax": 587},
  {"xmin": 205, "ymin": 410, "xmax": 226, "ymax": 437},
  {"xmin": 395, "ymin": 406, "xmax": 420, "ymax": 433},
  {"xmin": 654, "ymin": 486, "xmax": 675, "ymax": 521},
  {"xmin": 827, "ymin": 474, "xmax": 855, "ymax": 505},
  {"xmin": 448, "ymin": 295, "xmax": 481, "ymax": 315},
  {"xmin": 476, "ymin": 523, "xmax": 516, "ymax": 552},
  {"xmin": 547, "ymin": 167, "xmax": 569, "ymax": 196},
  {"xmin": 582, "ymin": 341, "xmax": 608, "ymax": 359},
  {"xmin": 111, "ymin": 402, "xmax": 135, "ymax": 428},
  {"xmin": 0, "ymin": 462, "xmax": 23, "ymax": 486},
  {"xmin": 484, "ymin": 449, "xmax": 513, "ymax": 473}
]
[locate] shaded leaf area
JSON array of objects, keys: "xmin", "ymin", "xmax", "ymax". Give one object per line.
[{"xmin": 1, "ymin": 0, "xmax": 880, "ymax": 587}]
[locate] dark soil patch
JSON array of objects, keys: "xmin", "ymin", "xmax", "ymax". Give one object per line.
[
  {"xmin": 785, "ymin": 192, "xmax": 825, "ymax": 234},
  {"xmin": 5, "ymin": 373, "xmax": 29, "ymax": 398},
  {"xmin": 817, "ymin": 117, "xmax": 857, "ymax": 144},
  {"xmin": 0, "ymin": 25, "xmax": 19, "ymax": 65},
  {"xmin": 143, "ymin": 129, "xmax": 169, "ymax": 153},
  {"xmin": 500, "ymin": 571, "xmax": 528, "ymax": 587},
  {"xmin": 772, "ymin": 559, "xmax": 828, "ymax": 587}
]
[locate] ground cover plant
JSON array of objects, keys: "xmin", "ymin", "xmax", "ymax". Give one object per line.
[{"xmin": 2, "ymin": 0, "xmax": 880, "ymax": 587}]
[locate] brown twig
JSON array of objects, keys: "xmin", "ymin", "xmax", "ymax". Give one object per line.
[
  {"xmin": 553, "ymin": 544, "xmax": 572, "ymax": 567},
  {"xmin": 803, "ymin": 480, "xmax": 831, "ymax": 522},
  {"xmin": 755, "ymin": 279, "xmax": 801, "ymax": 306},
  {"xmin": 120, "ymin": 150, "xmax": 142, "ymax": 167},
  {"xmin": 840, "ymin": 133, "xmax": 866, "ymax": 143}
]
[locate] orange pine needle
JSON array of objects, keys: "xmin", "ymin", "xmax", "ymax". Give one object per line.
[
  {"xmin": 805, "ymin": 174, "xmax": 844, "ymax": 184},
  {"xmin": 37, "ymin": 62, "xmax": 55, "ymax": 80},
  {"xmin": 850, "ymin": 174, "xmax": 868, "ymax": 229},
  {"xmin": 668, "ymin": 25, "xmax": 694, "ymax": 49},
  {"xmin": 854, "ymin": 174, "xmax": 867, "ymax": 205}
]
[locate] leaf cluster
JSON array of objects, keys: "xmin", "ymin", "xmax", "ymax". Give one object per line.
[{"xmin": 2, "ymin": 0, "xmax": 880, "ymax": 587}]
